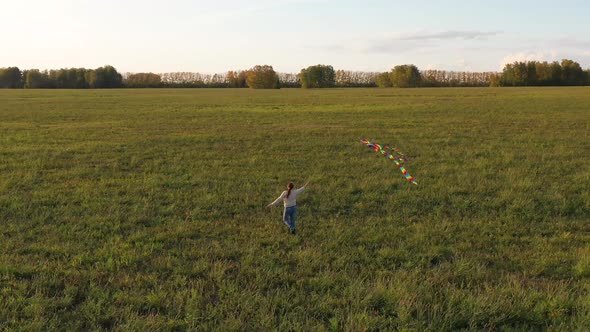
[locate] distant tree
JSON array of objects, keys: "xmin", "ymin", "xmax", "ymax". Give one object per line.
[
  {"xmin": 278, "ymin": 72, "xmax": 300, "ymax": 88},
  {"xmin": 560, "ymin": 59, "xmax": 585, "ymax": 86},
  {"xmin": 75, "ymin": 68, "xmax": 89, "ymax": 88},
  {"xmin": 417, "ymin": 69, "xmax": 496, "ymax": 87},
  {"xmin": 159, "ymin": 72, "xmax": 209, "ymax": 87},
  {"xmin": 501, "ymin": 63, "xmax": 514, "ymax": 86},
  {"xmin": 88, "ymin": 65, "xmax": 122, "ymax": 88},
  {"xmin": 226, "ymin": 71, "xmax": 238, "ymax": 87},
  {"xmin": 208, "ymin": 73, "xmax": 228, "ymax": 88},
  {"xmin": 526, "ymin": 62, "xmax": 538, "ymax": 86},
  {"xmin": 245, "ymin": 65, "xmax": 279, "ymax": 89},
  {"xmin": 0, "ymin": 67, "xmax": 23, "ymax": 88},
  {"xmin": 420, "ymin": 70, "xmax": 438, "ymax": 87},
  {"xmin": 46, "ymin": 68, "xmax": 82, "ymax": 88},
  {"xmin": 54, "ymin": 69, "xmax": 70, "ymax": 88},
  {"xmin": 334, "ymin": 70, "xmax": 378, "ymax": 87},
  {"xmin": 489, "ymin": 73, "xmax": 502, "ymax": 87},
  {"xmin": 24, "ymin": 69, "xmax": 52, "ymax": 88},
  {"xmin": 549, "ymin": 61, "xmax": 563, "ymax": 85},
  {"xmin": 124, "ymin": 73, "xmax": 162, "ymax": 88},
  {"xmin": 335, "ymin": 70, "xmax": 351, "ymax": 87},
  {"xmin": 513, "ymin": 62, "xmax": 528, "ymax": 86},
  {"xmin": 535, "ymin": 62, "xmax": 551, "ymax": 86},
  {"xmin": 299, "ymin": 64, "xmax": 336, "ymax": 88},
  {"xmin": 500, "ymin": 59, "xmax": 586, "ymax": 86},
  {"xmin": 389, "ymin": 65, "xmax": 421, "ymax": 88},
  {"xmin": 502, "ymin": 62, "xmax": 530, "ymax": 86},
  {"xmin": 238, "ymin": 71, "xmax": 249, "ymax": 88},
  {"xmin": 85, "ymin": 70, "xmax": 97, "ymax": 88},
  {"xmin": 375, "ymin": 72, "xmax": 393, "ymax": 87},
  {"xmin": 226, "ymin": 70, "xmax": 247, "ymax": 88}
]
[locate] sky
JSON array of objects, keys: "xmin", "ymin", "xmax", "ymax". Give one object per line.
[{"xmin": 2, "ymin": 0, "xmax": 590, "ymax": 73}]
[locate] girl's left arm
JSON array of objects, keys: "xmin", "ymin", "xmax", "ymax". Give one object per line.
[{"xmin": 267, "ymin": 191, "xmax": 285, "ymax": 207}]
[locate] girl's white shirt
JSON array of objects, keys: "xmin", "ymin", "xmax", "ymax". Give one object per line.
[{"xmin": 270, "ymin": 187, "xmax": 305, "ymax": 207}]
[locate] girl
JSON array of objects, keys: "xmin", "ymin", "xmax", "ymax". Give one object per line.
[{"xmin": 267, "ymin": 181, "xmax": 309, "ymax": 234}]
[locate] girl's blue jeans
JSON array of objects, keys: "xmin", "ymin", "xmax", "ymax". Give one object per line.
[{"xmin": 283, "ymin": 206, "xmax": 297, "ymax": 230}]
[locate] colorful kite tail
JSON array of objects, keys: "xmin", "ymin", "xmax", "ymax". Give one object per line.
[{"xmin": 360, "ymin": 138, "xmax": 417, "ymax": 185}]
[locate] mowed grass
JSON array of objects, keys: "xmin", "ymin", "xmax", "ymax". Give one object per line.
[{"xmin": 0, "ymin": 87, "xmax": 589, "ymax": 330}]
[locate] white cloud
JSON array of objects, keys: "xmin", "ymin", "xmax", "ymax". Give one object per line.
[
  {"xmin": 363, "ymin": 30, "xmax": 501, "ymax": 54},
  {"xmin": 396, "ymin": 30, "xmax": 502, "ymax": 41},
  {"xmin": 552, "ymin": 38, "xmax": 590, "ymax": 50},
  {"xmin": 320, "ymin": 30, "xmax": 502, "ymax": 55},
  {"xmin": 499, "ymin": 50, "xmax": 560, "ymax": 69}
]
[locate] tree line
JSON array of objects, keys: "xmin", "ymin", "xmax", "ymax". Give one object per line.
[
  {"xmin": 496, "ymin": 59, "xmax": 588, "ymax": 86},
  {"xmin": 371, "ymin": 60, "xmax": 589, "ymax": 88},
  {"xmin": 0, "ymin": 66, "xmax": 123, "ymax": 89},
  {"xmin": 1, "ymin": 60, "xmax": 589, "ymax": 89}
]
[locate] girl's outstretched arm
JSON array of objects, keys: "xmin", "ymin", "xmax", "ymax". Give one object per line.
[
  {"xmin": 295, "ymin": 182, "xmax": 310, "ymax": 194},
  {"xmin": 267, "ymin": 191, "xmax": 285, "ymax": 207}
]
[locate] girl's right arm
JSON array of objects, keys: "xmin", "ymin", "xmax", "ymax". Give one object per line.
[{"xmin": 295, "ymin": 182, "xmax": 310, "ymax": 194}]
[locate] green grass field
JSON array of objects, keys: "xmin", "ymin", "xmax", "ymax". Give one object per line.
[{"xmin": 1, "ymin": 87, "xmax": 589, "ymax": 330}]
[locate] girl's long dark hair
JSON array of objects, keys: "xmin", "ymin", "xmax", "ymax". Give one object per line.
[{"xmin": 286, "ymin": 182, "xmax": 294, "ymax": 198}]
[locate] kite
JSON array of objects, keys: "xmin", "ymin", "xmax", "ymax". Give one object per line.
[{"xmin": 360, "ymin": 138, "xmax": 417, "ymax": 185}]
